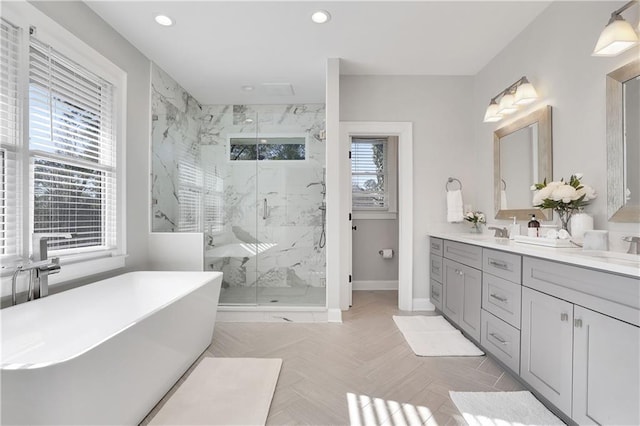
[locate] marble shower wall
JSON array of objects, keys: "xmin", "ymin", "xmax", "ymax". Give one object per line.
[
  {"xmin": 201, "ymin": 104, "xmax": 327, "ymax": 290},
  {"xmin": 150, "ymin": 64, "xmax": 326, "ymax": 290},
  {"xmin": 151, "ymin": 64, "xmax": 203, "ymax": 232}
]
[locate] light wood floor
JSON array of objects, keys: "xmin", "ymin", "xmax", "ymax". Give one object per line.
[{"xmin": 205, "ymin": 290, "xmax": 525, "ymax": 425}]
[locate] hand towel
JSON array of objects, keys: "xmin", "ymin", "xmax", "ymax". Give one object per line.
[
  {"xmin": 447, "ymin": 190, "xmax": 464, "ymax": 223},
  {"xmin": 500, "ymin": 190, "xmax": 508, "ymax": 209}
]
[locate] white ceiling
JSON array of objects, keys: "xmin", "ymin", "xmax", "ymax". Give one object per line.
[{"xmin": 86, "ymin": 1, "xmax": 551, "ymax": 104}]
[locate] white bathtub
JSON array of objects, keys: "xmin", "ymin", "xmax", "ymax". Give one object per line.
[{"xmin": 1, "ymin": 271, "xmax": 222, "ymax": 425}]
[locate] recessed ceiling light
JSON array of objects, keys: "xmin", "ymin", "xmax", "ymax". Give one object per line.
[
  {"xmin": 311, "ymin": 10, "xmax": 331, "ymax": 24},
  {"xmin": 241, "ymin": 85, "xmax": 255, "ymax": 92},
  {"xmin": 154, "ymin": 15, "xmax": 174, "ymax": 27}
]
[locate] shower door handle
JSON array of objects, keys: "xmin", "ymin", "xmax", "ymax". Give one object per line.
[{"xmin": 263, "ymin": 198, "xmax": 268, "ymax": 220}]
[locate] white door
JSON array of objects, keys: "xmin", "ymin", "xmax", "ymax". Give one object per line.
[{"xmin": 348, "ymin": 137, "xmax": 353, "ymax": 307}]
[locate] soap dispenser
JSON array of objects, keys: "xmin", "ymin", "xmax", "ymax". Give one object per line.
[
  {"xmin": 527, "ymin": 214, "xmax": 540, "ymax": 237},
  {"xmin": 509, "ymin": 216, "xmax": 520, "ymax": 239}
]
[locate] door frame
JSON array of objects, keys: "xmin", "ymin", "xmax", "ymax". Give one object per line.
[{"xmin": 339, "ymin": 122, "xmax": 413, "ymax": 311}]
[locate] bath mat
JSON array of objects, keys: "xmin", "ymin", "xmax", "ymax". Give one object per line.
[
  {"xmin": 393, "ymin": 315, "xmax": 484, "ymax": 356},
  {"xmin": 149, "ymin": 357, "xmax": 282, "ymax": 425},
  {"xmin": 450, "ymin": 391, "xmax": 565, "ymax": 426}
]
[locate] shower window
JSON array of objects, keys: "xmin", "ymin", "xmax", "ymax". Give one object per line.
[{"xmin": 229, "ymin": 136, "xmax": 306, "ymax": 161}]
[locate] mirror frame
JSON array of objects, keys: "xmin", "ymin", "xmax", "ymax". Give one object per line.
[
  {"xmin": 494, "ymin": 105, "xmax": 552, "ymax": 221},
  {"xmin": 607, "ymin": 59, "xmax": 640, "ymax": 222}
]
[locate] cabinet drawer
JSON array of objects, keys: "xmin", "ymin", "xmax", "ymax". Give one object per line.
[
  {"xmin": 523, "ymin": 257, "xmax": 640, "ymax": 327},
  {"xmin": 482, "ymin": 273, "xmax": 522, "ymax": 329},
  {"xmin": 430, "ymin": 279, "xmax": 443, "ymax": 311},
  {"xmin": 443, "ymin": 240, "xmax": 482, "ymax": 269},
  {"xmin": 430, "ymin": 254, "xmax": 443, "ymax": 283},
  {"xmin": 481, "ymin": 309, "xmax": 521, "ymax": 374},
  {"xmin": 430, "ymin": 237, "xmax": 443, "ymax": 256},
  {"xmin": 483, "ymin": 249, "xmax": 522, "ymax": 284}
]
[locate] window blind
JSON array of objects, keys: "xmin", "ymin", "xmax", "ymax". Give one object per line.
[
  {"xmin": 0, "ymin": 18, "xmax": 20, "ymax": 257},
  {"xmin": 28, "ymin": 36, "xmax": 117, "ymax": 253},
  {"xmin": 177, "ymin": 137, "xmax": 203, "ymax": 232},
  {"xmin": 351, "ymin": 138, "xmax": 388, "ymax": 209}
]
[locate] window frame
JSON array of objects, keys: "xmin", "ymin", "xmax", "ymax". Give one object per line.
[
  {"xmin": 351, "ymin": 136, "xmax": 398, "ymax": 220},
  {"xmin": 0, "ymin": 2, "xmax": 127, "ymax": 288},
  {"xmin": 227, "ymin": 133, "xmax": 309, "ymax": 164}
]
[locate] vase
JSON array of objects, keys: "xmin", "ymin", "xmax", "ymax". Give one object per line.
[
  {"xmin": 470, "ymin": 223, "xmax": 483, "ymax": 233},
  {"xmin": 556, "ymin": 210, "xmax": 572, "ymax": 234},
  {"xmin": 570, "ymin": 212, "xmax": 594, "ymax": 241}
]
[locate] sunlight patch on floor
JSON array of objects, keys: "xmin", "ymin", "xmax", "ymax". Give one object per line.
[{"xmin": 347, "ymin": 392, "xmax": 434, "ymax": 426}]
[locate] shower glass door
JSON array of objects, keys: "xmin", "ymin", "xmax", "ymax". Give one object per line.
[{"xmin": 203, "ymin": 106, "xmax": 326, "ymax": 307}]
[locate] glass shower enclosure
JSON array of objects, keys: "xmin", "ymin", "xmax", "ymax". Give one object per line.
[{"xmin": 200, "ymin": 106, "xmax": 326, "ymax": 307}]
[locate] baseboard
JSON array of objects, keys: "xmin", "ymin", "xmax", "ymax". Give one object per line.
[
  {"xmin": 413, "ymin": 298, "xmax": 436, "ymax": 312},
  {"xmin": 352, "ymin": 280, "xmax": 398, "ymax": 291},
  {"xmin": 327, "ymin": 308, "xmax": 343, "ymax": 323}
]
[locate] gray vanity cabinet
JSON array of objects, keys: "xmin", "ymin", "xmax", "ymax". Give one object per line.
[
  {"xmin": 443, "ymin": 258, "xmax": 482, "ymax": 342},
  {"xmin": 520, "ymin": 286, "xmax": 574, "ymax": 415},
  {"xmin": 572, "ymin": 306, "xmax": 640, "ymax": 426},
  {"xmin": 430, "ymin": 238, "xmax": 444, "ymax": 311}
]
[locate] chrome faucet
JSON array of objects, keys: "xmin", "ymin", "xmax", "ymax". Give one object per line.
[
  {"xmin": 30, "ymin": 233, "xmax": 71, "ymax": 299},
  {"xmin": 488, "ymin": 226, "xmax": 509, "ymax": 238},
  {"xmin": 622, "ymin": 236, "xmax": 640, "ymax": 254}
]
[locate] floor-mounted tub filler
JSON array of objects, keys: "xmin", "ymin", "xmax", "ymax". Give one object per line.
[{"xmin": 1, "ymin": 271, "xmax": 223, "ymax": 425}]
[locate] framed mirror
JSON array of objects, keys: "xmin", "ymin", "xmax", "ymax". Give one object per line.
[
  {"xmin": 494, "ymin": 105, "xmax": 552, "ymax": 220},
  {"xmin": 607, "ymin": 59, "xmax": 640, "ymax": 222}
]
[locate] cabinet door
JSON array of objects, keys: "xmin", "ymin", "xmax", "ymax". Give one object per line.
[
  {"xmin": 521, "ymin": 287, "xmax": 573, "ymax": 414},
  {"xmin": 460, "ymin": 264, "xmax": 482, "ymax": 342},
  {"xmin": 443, "ymin": 258, "xmax": 464, "ymax": 324},
  {"xmin": 572, "ymin": 306, "xmax": 640, "ymax": 425}
]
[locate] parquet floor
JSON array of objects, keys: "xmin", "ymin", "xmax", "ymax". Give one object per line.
[{"xmin": 207, "ymin": 291, "xmax": 525, "ymax": 425}]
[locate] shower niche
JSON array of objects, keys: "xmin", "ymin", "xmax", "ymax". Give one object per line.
[{"xmin": 150, "ymin": 65, "xmax": 326, "ymax": 307}]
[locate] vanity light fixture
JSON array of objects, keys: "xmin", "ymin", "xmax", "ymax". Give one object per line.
[
  {"xmin": 593, "ymin": 0, "xmax": 639, "ymax": 56},
  {"xmin": 483, "ymin": 76, "xmax": 539, "ymax": 123},
  {"xmin": 154, "ymin": 14, "xmax": 174, "ymax": 27},
  {"xmin": 311, "ymin": 10, "xmax": 331, "ymax": 24}
]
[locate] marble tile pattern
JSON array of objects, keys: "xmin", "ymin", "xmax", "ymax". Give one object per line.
[{"xmin": 150, "ymin": 64, "xmax": 326, "ymax": 292}]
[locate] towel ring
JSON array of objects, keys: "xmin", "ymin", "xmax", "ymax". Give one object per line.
[
  {"xmin": 446, "ymin": 177, "xmax": 462, "ymax": 192},
  {"xmin": 501, "ymin": 179, "xmax": 507, "ymax": 190}
]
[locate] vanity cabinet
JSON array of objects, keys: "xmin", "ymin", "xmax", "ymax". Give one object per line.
[
  {"xmin": 443, "ymin": 258, "xmax": 482, "ymax": 342},
  {"xmin": 520, "ymin": 286, "xmax": 574, "ymax": 414},
  {"xmin": 429, "ymin": 238, "xmax": 444, "ymax": 311},
  {"xmin": 521, "ymin": 287, "xmax": 640, "ymax": 425}
]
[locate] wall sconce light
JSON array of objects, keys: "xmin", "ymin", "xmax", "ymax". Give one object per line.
[
  {"xmin": 483, "ymin": 76, "xmax": 538, "ymax": 123},
  {"xmin": 593, "ymin": 0, "xmax": 639, "ymax": 57}
]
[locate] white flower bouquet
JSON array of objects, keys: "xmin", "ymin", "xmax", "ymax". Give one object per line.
[
  {"xmin": 464, "ymin": 211, "xmax": 486, "ymax": 224},
  {"xmin": 531, "ymin": 173, "xmax": 596, "ymax": 230}
]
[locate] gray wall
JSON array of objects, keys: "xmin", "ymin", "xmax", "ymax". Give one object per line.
[
  {"xmin": 352, "ymin": 219, "xmax": 398, "ymax": 281},
  {"xmin": 31, "ymin": 1, "xmax": 151, "ymax": 275},
  {"xmin": 472, "ymin": 1, "xmax": 640, "ymax": 251},
  {"xmin": 341, "ymin": 75, "xmax": 475, "ymax": 298}
]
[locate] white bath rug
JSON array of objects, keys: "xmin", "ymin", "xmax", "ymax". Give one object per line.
[
  {"xmin": 393, "ymin": 315, "xmax": 484, "ymax": 356},
  {"xmin": 149, "ymin": 357, "xmax": 282, "ymax": 426},
  {"xmin": 450, "ymin": 391, "xmax": 565, "ymax": 426}
]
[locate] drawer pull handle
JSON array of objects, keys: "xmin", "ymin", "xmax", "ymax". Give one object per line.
[
  {"xmin": 489, "ymin": 260, "xmax": 509, "ymax": 270},
  {"xmin": 489, "ymin": 332, "xmax": 508, "ymax": 345},
  {"xmin": 560, "ymin": 313, "xmax": 569, "ymax": 322},
  {"xmin": 574, "ymin": 319, "xmax": 583, "ymax": 328},
  {"xmin": 433, "ymin": 265, "xmax": 440, "ymax": 271},
  {"xmin": 490, "ymin": 293, "xmax": 508, "ymax": 303},
  {"xmin": 432, "ymin": 290, "xmax": 440, "ymax": 298},
  {"xmin": 455, "ymin": 269, "xmax": 464, "ymax": 276}
]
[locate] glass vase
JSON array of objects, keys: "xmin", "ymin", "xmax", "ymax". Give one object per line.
[
  {"xmin": 556, "ymin": 209, "xmax": 572, "ymax": 234},
  {"xmin": 470, "ymin": 222, "xmax": 483, "ymax": 233}
]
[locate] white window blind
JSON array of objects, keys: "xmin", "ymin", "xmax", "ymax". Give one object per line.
[
  {"xmin": 28, "ymin": 36, "xmax": 117, "ymax": 253},
  {"xmin": 352, "ymin": 137, "xmax": 389, "ymax": 210},
  {"xmin": 0, "ymin": 18, "xmax": 20, "ymax": 258},
  {"xmin": 204, "ymin": 171, "xmax": 224, "ymax": 234}
]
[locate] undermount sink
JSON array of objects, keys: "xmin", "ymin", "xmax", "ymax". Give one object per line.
[
  {"xmin": 461, "ymin": 234, "xmax": 509, "ymax": 241},
  {"xmin": 580, "ymin": 250, "xmax": 640, "ymax": 266}
]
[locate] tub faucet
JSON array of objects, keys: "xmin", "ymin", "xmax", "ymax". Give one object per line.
[{"xmin": 30, "ymin": 233, "xmax": 72, "ymax": 299}]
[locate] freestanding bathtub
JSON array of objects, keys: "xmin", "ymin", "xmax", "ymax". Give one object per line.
[{"xmin": 1, "ymin": 271, "xmax": 222, "ymax": 425}]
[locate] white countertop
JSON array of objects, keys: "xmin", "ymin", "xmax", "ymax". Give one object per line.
[{"xmin": 428, "ymin": 232, "xmax": 640, "ymax": 278}]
